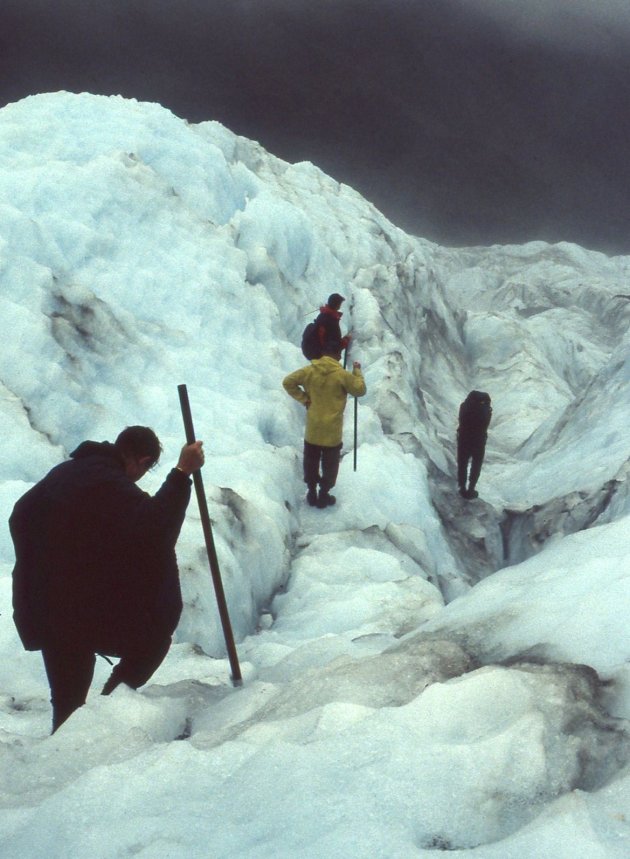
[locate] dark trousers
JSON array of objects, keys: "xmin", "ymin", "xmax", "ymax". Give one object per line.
[
  {"xmin": 42, "ymin": 635, "xmax": 172, "ymax": 733},
  {"xmin": 457, "ymin": 437, "xmax": 486, "ymax": 491},
  {"xmin": 303, "ymin": 441, "xmax": 342, "ymax": 491}
]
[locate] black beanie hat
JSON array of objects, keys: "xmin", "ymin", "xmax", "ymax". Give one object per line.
[{"xmin": 327, "ymin": 293, "xmax": 345, "ymax": 309}]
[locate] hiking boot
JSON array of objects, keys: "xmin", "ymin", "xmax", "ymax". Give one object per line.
[
  {"xmin": 316, "ymin": 490, "xmax": 336, "ymax": 508},
  {"xmin": 467, "ymin": 487, "xmax": 479, "ymax": 499},
  {"xmin": 306, "ymin": 486, "xmax": 318, "ymax": 506}
]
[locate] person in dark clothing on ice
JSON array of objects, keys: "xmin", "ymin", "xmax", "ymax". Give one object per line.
[
  {"xmin": 313, "ymin": 293, "xmax": 352, "ymax": 357},
  {"xmin": 9, "ymin": 425, "xmax": 204, "ymax": 732},
  {"xmin": 457, "ymin": 391, "xmax": 492, "ymax": 499}
]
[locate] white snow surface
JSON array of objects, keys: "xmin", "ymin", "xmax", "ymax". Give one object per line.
[{"xmin": 0, "ymin": 92, "xmax": 629, "ymax": 858}]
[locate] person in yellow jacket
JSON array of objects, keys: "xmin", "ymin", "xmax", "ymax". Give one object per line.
[{"xmin": 283, "ymin": 347, "xmax": 366, "ymax": 508}]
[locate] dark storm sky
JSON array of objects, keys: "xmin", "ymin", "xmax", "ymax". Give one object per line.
[{"xmin": 2, "ymin": 0, "xmax": 630, "ymax": 254}]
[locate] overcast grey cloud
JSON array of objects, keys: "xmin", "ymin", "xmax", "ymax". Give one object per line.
[
  {"xmin": 470, "ymin": 0, "xmax": 630, "ymax": 49},
  {"xmin": 1, "ymin": 0, "xmax": 630, "ymax": 254}
]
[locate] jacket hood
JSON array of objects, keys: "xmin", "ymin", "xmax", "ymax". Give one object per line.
[
  {"xmin": 70, "ymin": 440, "xmax": 123, "ymax": 464},
  {"xmin": 465, "ymin": 390, "xmax": 491, "ymax": 405},
  {"xmin": 311, "ymin": 356, "xmax": 343, "ymax": 375}
]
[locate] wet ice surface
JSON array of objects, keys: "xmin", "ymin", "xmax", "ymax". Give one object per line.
[{"xmin": 0, "ymin": 92, "xmax": 629, "ymax": 857}]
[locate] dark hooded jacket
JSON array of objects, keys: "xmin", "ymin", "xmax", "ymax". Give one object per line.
[
  {"xmin": 9, "ymin": 441, "xmax": 191, "ymax": 654},
  {"xmin": 457, "ymin": 391, "xmax": 492, "ymax": 446}
]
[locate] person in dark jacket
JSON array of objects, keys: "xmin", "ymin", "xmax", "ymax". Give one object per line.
[
  {"xmin": 9, "ymin": 425, "xmax": 204, "ymax": 732},
  {"xmin": 457, "ymin": 391, "xmax": 492, "ymax": 499},
  {"xmin": 313, "ymin": 293, "xmax": 352, "ymax": 357}
]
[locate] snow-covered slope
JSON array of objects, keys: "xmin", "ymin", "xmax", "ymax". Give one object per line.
[{"xmin": 0, "ymin": 92, "xmax": 628, "ymax": 858}]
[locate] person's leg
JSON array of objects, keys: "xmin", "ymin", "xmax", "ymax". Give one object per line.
[
  {"xmin": 303, "ymin": 441, "xmax": 321, "ymax": 505},
  {"xmin": 42, "ymin": 644, "xmax": 96, "ymax": 733},
  {"xmin": 457, "ymin": 436, "xmax": 470, "ymax": 495},
  {"xmin": 468, "ymin": 442, "xmax": 486, "ymax": 496},
  {"xmin": 320, "ymin": 444, "xmax": 341, "ymax": 490},
  {"xmin": 101, "ymin": 635, "xmax": 172, "ymax": 696},
  {"xmin": 318, "ymin": 444, "xmax": 341, "ymax": 507}
]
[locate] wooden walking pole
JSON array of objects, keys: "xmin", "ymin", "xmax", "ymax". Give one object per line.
[{"xmin": 178, "ymin": 384, "xmax": 242, "ymax": 686}]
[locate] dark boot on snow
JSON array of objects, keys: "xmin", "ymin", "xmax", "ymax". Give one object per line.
[{"xmin": 317, "ymin": 490, "xmax": 336, "ymax": 508}]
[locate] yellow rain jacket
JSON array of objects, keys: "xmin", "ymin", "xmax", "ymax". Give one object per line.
[{"xmin": 283, "ymin": 356, "xmax": 366, "ymax": 447}]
